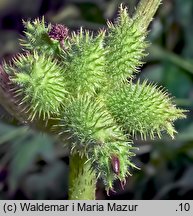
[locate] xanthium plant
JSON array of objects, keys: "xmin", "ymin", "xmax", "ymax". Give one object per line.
[{"xmin": 0, "ymin": 4, "xmax": 185, "ymax": 193}]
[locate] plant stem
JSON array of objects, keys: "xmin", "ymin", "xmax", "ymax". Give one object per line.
[
  {"xmin": 68, "ymin": 153, "xmax": 96, "ymax": 200},
  {"xmin": 134, "ymin": 0, "xmax": 162, "ymax": 30}
]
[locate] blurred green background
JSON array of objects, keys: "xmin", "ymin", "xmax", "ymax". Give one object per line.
[{"xmin": 0, "ymin": 0, "xmax": 193, "ymax": 200}]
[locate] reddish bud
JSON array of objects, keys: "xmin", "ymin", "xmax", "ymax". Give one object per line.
[
  {"xmin": 111, "ymin": 155, "xmax": 120, "ymax": 175},
  {"xmin": 49, "ymin": 24, "xmax": 69, "ymax": 41}
]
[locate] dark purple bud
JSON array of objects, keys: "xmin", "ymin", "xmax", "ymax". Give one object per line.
[
  {"xmin": 49, "ymin": 24, "xmax": 69, "ymax": 41},
  {"xmin": 111, "ymin": 155, "xmax": 120, "ymax": 175}
]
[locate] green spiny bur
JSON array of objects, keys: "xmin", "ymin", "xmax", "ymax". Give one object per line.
[
  {"xmin": 92, "ymin": 141, "xmax": 137, "ymax": 190},
  {"xmin": 57, "ymin": 95, "xmax": 136, "ymax": 188},
  {"xmin": 1, "ymin": 2, "xmax": 186, "ymax": 194},
  {"xmin": 6, "ymin": 51, "xmax": 67, "ymax": 120},
  {"xmin": 20, "ymin": 18, "xmax": 61, "ymax": 56},
  {"xmin": 105, "ymin": 5, "xmax": 147, "ymax": 82},
  {"xmin": 63, "ymin": 29, "xmax": 106, "ymax": 95},
  {"xmin": 58, "ymin": 95, "xmax": 126, "ymax": 151},
  {"xmin": 105, "ymin": 80, "xmax": 185, "ymax": 139}
]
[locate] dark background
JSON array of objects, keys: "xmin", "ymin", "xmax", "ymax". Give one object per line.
[{"xmin": 0, "ymin": 0, "xmax": 193, "ymax": 200}]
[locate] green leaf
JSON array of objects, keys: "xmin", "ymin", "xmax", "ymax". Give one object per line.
[{"xmin": 8, "ymin": 132, "xmax": 55, "ymax": 192}]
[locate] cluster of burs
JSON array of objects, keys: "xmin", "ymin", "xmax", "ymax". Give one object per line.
[{"xmin": 2, "ymin": 5, "xmax": 185, "ymax": 190}]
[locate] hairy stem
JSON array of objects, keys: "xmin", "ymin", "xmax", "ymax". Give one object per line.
[
  {"xmin": 134, "ymin": 0, "xmax": 162, "ymax": 29},
  {"xmin": 68, "ymin": 154, "xmax": 96, "ymax": 200}
]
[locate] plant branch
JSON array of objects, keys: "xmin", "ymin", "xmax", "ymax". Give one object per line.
[{"xmin": 134, "ymin": 0, "xmax": 162, "ymax": 30}]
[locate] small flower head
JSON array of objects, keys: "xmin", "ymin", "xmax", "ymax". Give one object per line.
[{"xmin": 49, "ymin": 24, "xmax": 69, "ymax": 41}]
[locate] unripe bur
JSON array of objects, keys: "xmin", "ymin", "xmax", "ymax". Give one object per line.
[
  {"xmin": 105, "ymin": 5, "xmax": 147, "ymax": 83},
  {"xmin": 63, "ymin": 29, "xmax": 107, "ymax": 95},
  {"xmin": 5, "ymin": 52, "xmax": 67, "ymax": 120},
  {"xmin": 105, "ymin": 81, "xmax": 185, "ymax": 139}
]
